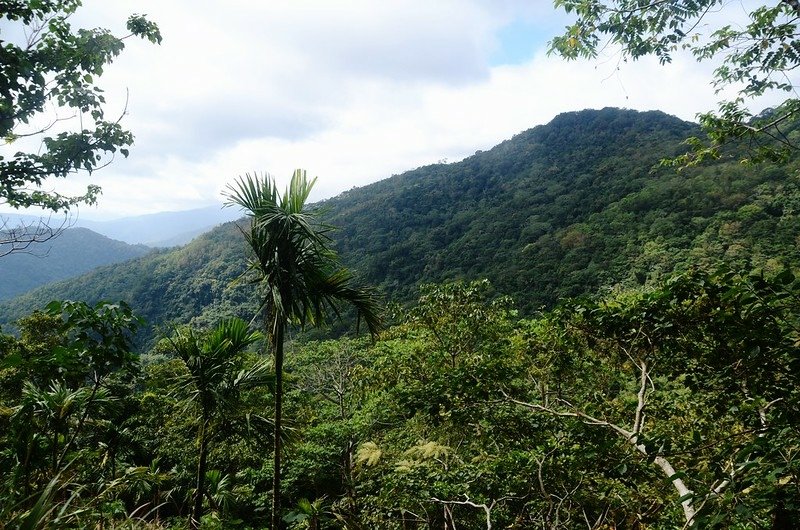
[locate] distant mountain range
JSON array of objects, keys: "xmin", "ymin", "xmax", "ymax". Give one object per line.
[
  {"xmin": 0, "ymin": 205, "xmax": 241, "ymax": 247},
  {"xmin": 75, "ymin": 206, "xmax": 242, "ymax": 246},
  {"xmin": 0, "ymin": 205, "xmax": 242, "ymax": 301},
  {"xmin": 2, "ymin": 107, "xmax": 799, "ymax": 349}
]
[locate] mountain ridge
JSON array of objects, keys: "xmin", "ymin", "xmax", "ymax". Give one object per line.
[
  {"xmin": 0, "ymin": 204, "xmax": 241, "ymax": 247},
  {"xmin": 3, "ymin": 107, "xmax": 798, "ymax": 348},
  {"xmin": 0, "ymin": 227, "xmax": 151, "ymax": 301}
]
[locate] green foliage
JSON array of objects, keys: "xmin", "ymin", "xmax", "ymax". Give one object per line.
[
  {"xmin": 0, "ymin": 0, "xmax": 161, "ymax": 213},
  {"xmin": 278, "ymin": 272, "xmax": 799, "ymax": 528},
  {"xmin": 2, "ymin": 267, "xmax": 799, "ymax": 527},
  {"xmin": 44, "ymin": 299, "xmax": 142, "ymax": 378},
  {"xmin": 343, "ymin": 281, "xmax": 533, "ymax": 528},
  {"xmin": 513, "ymin": 267, "xmax": 800, "ymax": 526},
  {"xmin": 325, "ymin": 109, "xmax": 696, "ymax": 305},
  {"xmin": 408, "ymin": 279, "xmax": 516, "ymax": 367},
  {"xmin": 0, "ymin": 299, "xmax": 141, "ymax": 394},
  {"xmin": 550, "ymin": 1, "xmax": 800, "ymax": 165},
  {"xmin": 326, "ymin": 108, "xmax": 800, "ymax": 313},
  {"xmin": 0, "ymin": 299, "xmax": 152, "ymax": 527}
]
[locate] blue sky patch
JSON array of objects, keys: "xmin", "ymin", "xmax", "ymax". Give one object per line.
[{"xmin": 491, "ymin": 19, "xmax": 549, "ymax": 66}]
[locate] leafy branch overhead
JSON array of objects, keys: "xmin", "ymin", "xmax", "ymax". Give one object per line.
[
  {"xmin": 550, "ymin": 0, "xmax": 800, "ymax": 165},
  {"xmin": 0, "ymin": 0, "xmax": 161, "ymax": 212}
]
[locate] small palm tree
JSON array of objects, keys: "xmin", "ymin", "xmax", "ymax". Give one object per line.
[
  {"xmin": 168, "ymin": 317, "xmax": 271, "ymax": 529},
  {"xmin": 11, "ymin": 380, "xmax": 109, "ymax": 479},
  {"xmin": 224, "ymin": 169, "xmax": 381, "ymax": 529}
]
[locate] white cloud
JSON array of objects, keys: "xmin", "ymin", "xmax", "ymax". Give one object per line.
[{"xmin": 1, "ymin": 0, "xmax": 792, "ymax": 220}]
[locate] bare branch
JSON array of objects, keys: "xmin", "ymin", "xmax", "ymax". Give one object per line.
[
  {"xmin": 430, "ymin": 495, "xmax": 508, "ymax": 530},
  {"xmin": 583, "ymin": 504, "xmax": 611, "ymax": 530},
  {"xmin": 633, "ymin": 361, "xmax": 648, "ymax": 436},
  {"xmin": 3, "ymin": 112, "xmax": 78, "ymax": 143},
  {"xmin": 0, "ymin": 213, "xmax": 74, "ymax": 257},
  {"xmin": 504, "ymin": 391, "xmax": 698, "ymax": 525},
  {"xmin": 534, "ymin": 453, "xmax": 554, "ymax": 524}
]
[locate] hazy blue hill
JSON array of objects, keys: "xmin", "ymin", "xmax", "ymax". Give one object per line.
[
  {"xmin": 3, "ymin": 107, "xmax": 799, "ymax": 348},
  {"xmin": 0, "ymin": 205, "xmax": 240, "ymax": 248},
  {"xmin": 76, "ymin": 205, "xmax": 241, "ymax": 246},
  {"xmin": 0, "ymin": 228, "xmax": 151, "ymax": 301}
]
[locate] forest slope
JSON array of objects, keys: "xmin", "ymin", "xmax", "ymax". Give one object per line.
[
  {"xmin": 0, "ymin": 228, "xmax": 151, "ymax": 300},
  {"xmin": 325, "ymin": 107, "xmax": 799, "ymax": 307},
  {"xmin": 2, "ymin": 107, "xmax": 798, "ymax": 346}
]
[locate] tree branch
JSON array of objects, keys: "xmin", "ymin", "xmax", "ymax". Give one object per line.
[
  {"xmin": 430, "ymin": 495, "xmax": 503, "ymax": 530},
  {"xmin": 0, "ymin": 213, "xmax": 73, "ymax": 257},
  {"xmin": 633, "ymin": 360, "xmax": 649, "ymax": 436},
  {"xmin": 504, "ymin": 391, "xmax": 697, "ymax": 524}
]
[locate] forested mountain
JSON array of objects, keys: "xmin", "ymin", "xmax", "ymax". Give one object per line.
[
  {"xmin": 6, "ymin": 0, "xmax": 800, "ymax": 524},
  {"xmin": 0, "ymin": 228, "xmax": 151, "ymax": 300},
  {"xmin": 0, "ymin": 222, "xmax": 255, "ymax": 345},
  {"xmin": 3, "ymin": 108, "xmax": 800, "ymax": 527},
  {"xmin": 2, "ymin": 107, "xmax": 799, "ymax": 345},
  {"xmin": 325, "ymin": 107, "xmax": 800, "ymax": 308},
  {"xmin": 326, "ymin": 108, "xmax": 697, "ymax": 305}
]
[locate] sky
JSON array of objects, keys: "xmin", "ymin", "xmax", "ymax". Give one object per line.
[{"xmin": 0, "ymin": 0, "xmax": 785, "ymax": 220}]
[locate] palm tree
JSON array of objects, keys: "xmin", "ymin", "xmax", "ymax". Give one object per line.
[
  {"xmin": 11, "ymin": 380, "xmax": 105, "ymax": 485},
  {"xmin": 224, "ymin": 169, "xmax": 381, "ymax": 529},
  {"xmin": 168, "ymin": 317, "xmax": 272, "ymax": 529}
]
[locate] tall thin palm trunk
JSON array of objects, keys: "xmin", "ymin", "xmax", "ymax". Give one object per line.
[
  {"xmin": 272, "ymin": 324, "xmax": 285, "ymax": 530},
  {"xmin": 192, "ymin": 417, "xmax": 209, "ymax": 530}
]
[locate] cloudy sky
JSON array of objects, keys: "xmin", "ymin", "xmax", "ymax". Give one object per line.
[{"xmin": 1, "ymin": 0, "xmax": 780, "ymax": 220}]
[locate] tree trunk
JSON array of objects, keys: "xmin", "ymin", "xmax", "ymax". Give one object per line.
[
  {"xmin": 51, "ymin": 428, "xmax": 59, "ymax": 474},
  {"xmin": 443, "ymin": 504, "xmax": 457, "ymax": 530},
  {"xmin": 192, "ymin": 417, "xmax": 209, "ymax": 530},
  {"xmin": 272, "ymin": 324, "xmax": 285, "ymax": 530},
  {"xmin": 343, "ymin": 438, "xmax": 358, "ymax": 517}
]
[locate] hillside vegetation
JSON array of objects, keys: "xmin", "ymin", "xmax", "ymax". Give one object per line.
[
  {"xmin": 326, "ymin": 108, "xmax": 800, "ymax": 308},
  {"xmin": 0, "ymin": 228, "xmax": 151, "ymax": 300},
  {"xmin": 2, "ymin": 107, "xmax": 800, "ymax": 528},
  {"xmin": 3, "ymin": 108, "xmax": 799, "ymax": 342}
]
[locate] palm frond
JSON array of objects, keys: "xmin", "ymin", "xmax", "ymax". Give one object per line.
[
  {"xmin": 167, "ymin": 318, "xmax": 267, "ymax": 414},
  {"xmin": 223, "ymin": 171, "xmax": 277, "ymax": 216},
  {"xmin": 223, "ymin": 169, "xmax": 384, "ymax": 338}
]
